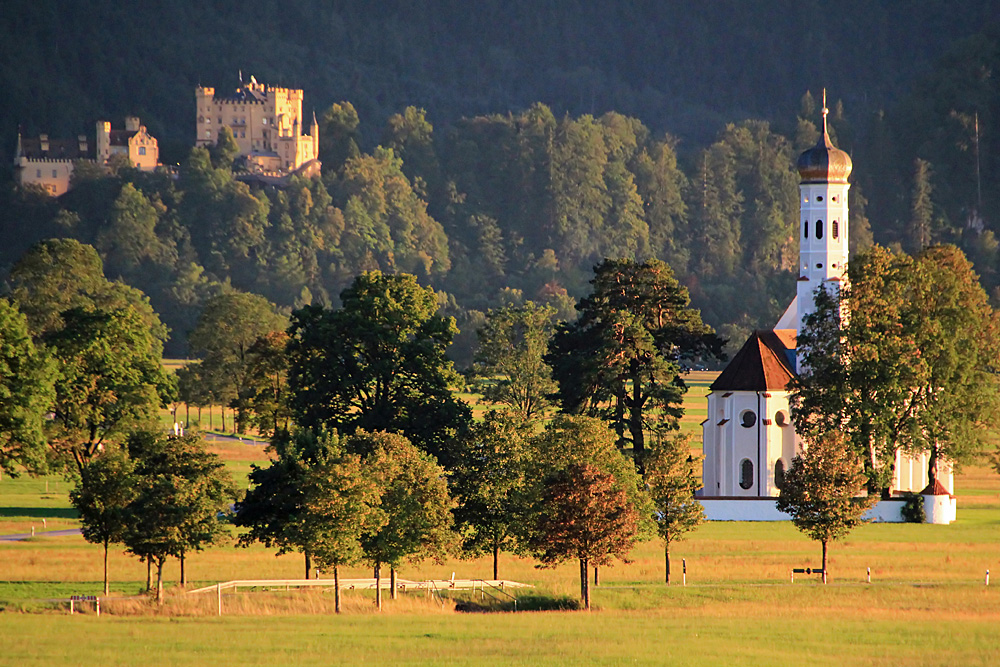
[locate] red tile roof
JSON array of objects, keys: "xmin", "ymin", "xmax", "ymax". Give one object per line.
[{"xmin": 711, "ymin": 330, "xmax": 796, "ymax": 391}]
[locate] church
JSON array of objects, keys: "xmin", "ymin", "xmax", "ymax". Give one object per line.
[{"xmin": 699, "ymin": 98, "xmax": 956, "ymax": 524}]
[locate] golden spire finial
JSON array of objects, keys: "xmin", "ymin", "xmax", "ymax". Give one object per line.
[{"xmin": 821, "ymin": 88, "xmax": 829, "ymax": 137}]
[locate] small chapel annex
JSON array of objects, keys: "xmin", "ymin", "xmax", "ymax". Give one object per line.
[{"xmin": 699, "ymin": 97, "xmax": 956, "ymax": 523}]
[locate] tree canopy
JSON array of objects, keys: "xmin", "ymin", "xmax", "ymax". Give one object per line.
[{"xmin": 286, "ymin": 271, "xmax": 470, "ymax": 467}]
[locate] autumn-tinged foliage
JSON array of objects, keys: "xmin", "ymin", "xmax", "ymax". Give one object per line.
[
  {"xmin": 529, "ymin": 463, "xmax": 640, "ymax": 610},
  {"xmin": 776, "ymin": 432, "xmax": 876, "ymax": 578}
]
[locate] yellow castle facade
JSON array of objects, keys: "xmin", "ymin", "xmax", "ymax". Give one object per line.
[
  {"xmin": 195, "ymin": 77, "xmax": 319, "ymax": 174},
  {"xmin": 14, "ymin": 117, "xmax": 159, "ymax": 196}
]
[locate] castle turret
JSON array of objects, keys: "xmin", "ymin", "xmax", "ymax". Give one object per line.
[{"xmin": 794, "ymin": 92, "xmax": 852, "ymax": 339}]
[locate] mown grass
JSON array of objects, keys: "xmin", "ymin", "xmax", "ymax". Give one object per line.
[{"xmin": 3, "ymin": 369, "xmax": 1000, "ymax": 664}]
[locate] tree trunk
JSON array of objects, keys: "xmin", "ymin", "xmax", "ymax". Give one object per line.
[
  {"xmin": 629, "ymin": 373, "xmax": 645, "ymax": 474},
  {"xmin": 375, "ymin": 564, "xmax": 382, "ymax": 611},
  {"xmin": 927, "ymin": 443, "xmax": 940, "ymax": 488},
  {"xmin": 146, "ymin": 557, "xmax": 152, "ymax": 591},
  {"xmin": 305, "ymin": 552, "xmax": 311, "ymax": 580},
  {"xmin": 221, "ymin": 407, "xmax": 226, "ymax": 432},
  {"xmin": 493, "ymin": 542, "xmax": 500, "ymax": 581},
  {"xmin": 593, "ymin": 566, "xmax": 599, "ymax": 587},
  {"xmin": 156, "ymin": 557, "xmax": 165, "ymax": 605},
  {"xmin": 391, "ymin": 567, "xmax": 397, "ymax": 600},
  {"xmin": 334, "ymin": 565, "xmax": 341, "ymax": 614},
  {"xmin": 665, "ymin": 543, "xmax": 671, "ymax": 584},
  {"xmin": 185, "ymin": 403, "xmax": 190, "ymax": 426},
  {"xmin": 180, "ymin": 549, "xmax": 186, "ymax": 587},
  {"xmin": 822, "ymin": 540, "xmax": 828, "ymax": 583},
  {"xmin": 581, "ymin": 557, "xmax": 591, "ymax": 610},
  {"xmin": 103, "ymin": 541, "xmax": 110, "ymax": 595},
  {"xmin": 209, "ymin": 406, "xmax": 213, "ymax": 430}
]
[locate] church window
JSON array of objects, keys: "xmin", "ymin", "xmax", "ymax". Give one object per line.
[
  {"xmin": 816, "ymin": 263, "xmax": 823, "ymax": 269},
  {"xmin": 832, "ymin": 196, "xmax": 838, "ymax": 202},
  {"xmin": 739, "ymin": 459, "xmax": 754, "ymax": 490},
  {"xmin": 803, "ymin": 221, "xmax": 808, "ymax": 239},
  {"xmin": 816, "ymin": 220, "xmax": 824, "ymax": 239},
  {"xmin": 775, "ymin": 460, "xmax": 786, "ymax": 489},
  {"xmin": 832, "ymin": 221, "xmax": 839, "ymax": 238},
  {"xmin": 816, "ymin": 195, "xmax": 823, "ymax": 202},
  {"xmin": 775, "ymin": 411, "xmax": 788, "ymax": 427},
  {"xmin": 740, "ymin": 410, "xmax": 756, "ymax": 428}
]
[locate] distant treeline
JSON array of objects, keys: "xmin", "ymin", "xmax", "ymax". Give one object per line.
[{"xmin": 0, "ymin": 7, "xmax": 998, "ymax": 363}]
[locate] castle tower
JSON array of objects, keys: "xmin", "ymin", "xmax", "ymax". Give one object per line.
[{"xmin": 793, "ymin": 93, "xmax": 852, "ymax": 338}]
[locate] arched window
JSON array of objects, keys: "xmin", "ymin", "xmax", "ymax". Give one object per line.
[
  {"xmin": 803, "ymin": 221, "xmax": 809, "ymax": 239},
  {"xmin": 816, "ymin": 220, "xmax": 824, "ymax": 239},
  {"xmin": 740, "ymin": 410, "xmax": 756, "ymax": 428},
  {"xmin": 740, "ymin": 459, "xmax": 754, "ymax": 490},
  {"xmin": 775, "ymin": 459, "xmax": 786, "ymax": 490},
  {"xmin": 832, "ymin": 220, "xmax": 839, "ymax": 239}
]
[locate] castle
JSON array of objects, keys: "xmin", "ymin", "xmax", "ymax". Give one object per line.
[
  {"xmin": 195, "ymin": 76, "xmax": 319, "ymax": 175},
  {"xmin": 14, "ymin": 117, "xmax": 159, "ymax": 196},
  {"xmin": 699, "ymin": 97, "xmax": 956, "ymax": 524}
]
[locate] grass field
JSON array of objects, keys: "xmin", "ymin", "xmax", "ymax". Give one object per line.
[{"xmin": 2, "ymin": 370, "xmax": 999, "ymax": 665}]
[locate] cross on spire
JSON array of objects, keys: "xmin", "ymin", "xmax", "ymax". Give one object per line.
[{"xmin": 821, "ymin": 88, "xmax": 829, "ymax": 137}]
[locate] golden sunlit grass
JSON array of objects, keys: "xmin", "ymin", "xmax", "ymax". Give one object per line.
[{"xmin": 4, "ymin": 369, "xmax": 1000, "ymax": 663}]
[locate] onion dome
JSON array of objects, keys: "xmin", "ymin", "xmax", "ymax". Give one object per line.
[{"xmin": 797, "ymin": 95, "xmax": 852, "ymax": 184}]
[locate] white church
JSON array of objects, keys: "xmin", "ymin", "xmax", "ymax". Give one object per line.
[{"xmin": 699, "ymin": 99, "xmax": 956, "ymax": 524}]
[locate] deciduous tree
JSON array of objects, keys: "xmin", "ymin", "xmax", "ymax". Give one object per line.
[
  {"xmin": 351, "ymin": 431, "xmax": 455, "ymax": 609},
  {"xmin": 645, "ymin": 434, "xmax": 705, "ymax": 584},
  {"xmin": 287, "ymin": 271, "xmax": 471, "ymax": 467},
  {"xmin": 776, "ymin": 432, "xmax": 875, "ymax": 579},
  {"xmin": 529, "ymin": 463, "xmax": 639, "ymax": 610},
  {"xmin": 473, "ymin": 302, "xmax": 557, "ymax": 422},
  {"xmin": 0, "ymin": 299, "xmax": 55, "ymax": 477},
  {"xmin": 70, "ymin": 448, "xmax": 137, "ymax": 594},
  {"xmin": 450, "ymin": 411, "xmax": 531, "ymax": 580}
]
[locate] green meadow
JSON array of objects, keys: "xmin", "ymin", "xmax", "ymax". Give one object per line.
[{"xmin": 1, "ymin": 371, "xmax": 999, "ymax": 665}]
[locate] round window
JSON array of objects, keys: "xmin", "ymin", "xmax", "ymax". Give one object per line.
[
  {"xmin": 775, "ymin": 411, "xmax": 789, "ymax": 427},
  {"xmin": 739, "ymin": 459, "xmax": 754, "ymax": 490},
  {"xmin": 740, "ymin": 410, "xmax": 756, "ymax": 428}
]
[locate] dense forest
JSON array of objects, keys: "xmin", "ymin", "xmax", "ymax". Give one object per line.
[{"xmin": 1, "ymin": 2, "xmax": 998, "ymax": 363}]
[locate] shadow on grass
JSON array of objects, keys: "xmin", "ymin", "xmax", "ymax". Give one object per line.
[
  {"xmin": 451, "ymin": 590, "xmax": 581, "ymax": 613},
  {"xmin": 0, "ymin": 507, "xmax": 78, "ymax": 519}
]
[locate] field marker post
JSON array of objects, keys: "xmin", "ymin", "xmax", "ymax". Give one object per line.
[
  {"xmin": 70, "ymin": 598, "xmax": 74, "ymax": 615},
  {"xmin": 96, "ymin": 597, "xmax": 100, "ymax": 617},
  {"xmin": 867, "ymin": 567, "xmax": 871, "ymax": 584},
  {"xmin": 790, "ymin": 570, "xmax": 794, "ymax": 583},
  {"xmin": 682, "ymin": 559, "xmax": 687, "ymax": 586},
  {"xmin": 217, "ymin": 582, "xmax": 222, "ymax": 616},
  {"xmin": 31, "ymin": 525, "xmax": 34, "ymax": 537},
  {"xmin": 986, "ymin": 570, "xmax": 990, "ymax": 586}
]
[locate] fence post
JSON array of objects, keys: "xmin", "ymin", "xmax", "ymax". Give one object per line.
[
  {"xmin": 96, "ymin": 597, "xmax": 100, "ymax": 618},
  {"xmin": 682, "ymin": 559, "xmax": 687, "ymax": 586},
  {"xmin": 70, "ymin": 598, "xmax": 74, "ymax": 615},
  {"xmin": 790, "ymin": 570, "xmax": 794, "ymax": 584},
  {"xmin": 986, "ymin": 570, "xmax": 990, "ymax": 587},
  {"xmin": 867, "ymin": 567, "xmax": 871, "ymax": 584},
  {"xmin": 217, "ymin": 582, "xmax": 222, "ymax": 616}
]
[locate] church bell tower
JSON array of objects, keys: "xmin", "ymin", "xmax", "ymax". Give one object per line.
[{"xmin": 794, "ymin": 92, "xmax": 853, "ymax": 339}]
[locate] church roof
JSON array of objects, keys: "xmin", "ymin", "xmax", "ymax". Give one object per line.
[{"xmin": 711, "ymin": 330, "xmax": 796, "ymax": 391}]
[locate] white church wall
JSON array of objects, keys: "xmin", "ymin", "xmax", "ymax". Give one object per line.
[{"xmin": 700, "ymin": 498, "xmax": 922, "ymax": 523}]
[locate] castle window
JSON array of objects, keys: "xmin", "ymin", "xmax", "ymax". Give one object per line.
[
  {"xmin": 775, "ymin": 411, "xmax": 789, "ymax": 427},
  {"xmin": 139, "ymin": 147, "xmax": 146, "ymax": 156},
  {"xmin": 775, "ymin": 460, "xmax": 786, "ymax": 489},
  {"xmin": 740, "ymin": 410, "xmax": 756, "ymax": 428},
  {"xmin": 739, "ymin": 459, "xmax": 754, "ymax": 490},
  {"xmin": 36, "ymin": 169, "xmax": 41, "ymax": 178},
  {"xmin": 832, "ymin": 220, "xmax": 839, "ymax": 239},
  {"xmin": 52, "ymin": 169, "xmax": 57, "ymax": 178},
  {"xmin": 816, "ymin": 220, "xmax": 824, "ymax": 239}
]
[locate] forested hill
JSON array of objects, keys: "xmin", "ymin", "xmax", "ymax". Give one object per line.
[
  {"xmin": 2, "ymin": 0, "xmax": 996, "ymax": 160},
  {"xmin": 2, "ymin": 2, "xmax": 1000, "ymax": 364}
]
